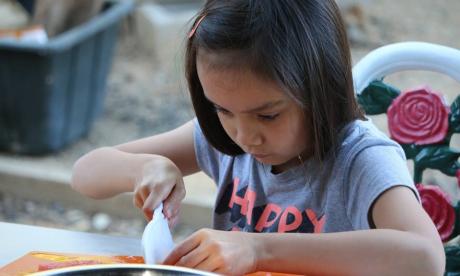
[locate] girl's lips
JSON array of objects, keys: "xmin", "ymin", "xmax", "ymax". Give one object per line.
[{"xmin": 252, "ymin": 153, "xmax": 270, "ymax": 159}]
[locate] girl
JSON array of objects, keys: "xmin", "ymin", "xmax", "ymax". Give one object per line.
[{"xmin": 71, "ymin": 0, "xmax": 445, "ymax": 274}]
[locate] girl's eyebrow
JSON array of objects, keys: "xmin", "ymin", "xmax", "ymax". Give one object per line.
[
  {"xmin": 242, "ymin": 100, "xmax": 284, "ymax": 113},
  {"xmin": 207, "ymin": 97, "xmax": 285, "ymax": 113}
]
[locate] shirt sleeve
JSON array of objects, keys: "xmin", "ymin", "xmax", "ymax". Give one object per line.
[
  {"xmin": 344, "ymin": 144, "xmax": 419, "ymax": 230},
  {"xmin": 193, "ymin": 119, "xmax": 222, "ymax": 183}
]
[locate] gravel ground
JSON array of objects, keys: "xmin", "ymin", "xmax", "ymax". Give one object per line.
[
  {"xmin": 0, "ymin": 190, "xmax": 197, "ymax": 241},
  {"xmin": 1, "ymin": 0, "xmax": 460, "ymax": 241},
  {"xmin": 0, "ymin": 193, "xmax": 144, "ymax": 237}
]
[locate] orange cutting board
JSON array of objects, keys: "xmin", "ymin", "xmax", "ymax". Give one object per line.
[
  {"xmin": 0, "ymin": 251, "xmax": 144, "ymax": 275},
  {"xmin": 0, "ymin": 251, "xmax": 298, "ymax": 276}
]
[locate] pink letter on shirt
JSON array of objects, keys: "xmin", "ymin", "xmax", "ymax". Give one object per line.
[
  {"xmin": 255, "ymin": 203, "xmax": 282, "ymax": 232},
  {"xmin": 278, "ymin": 206, "xmax": 302, "ymax": 233},
  {"xmin": 228, "ymin": 178, "xmax": 256, "ymax": 225},
  {"xmin": 306, "ymin": 208, "xmax": 326, "ymax": 233}
]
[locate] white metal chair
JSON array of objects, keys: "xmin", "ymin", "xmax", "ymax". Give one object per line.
[{"xmin": 352, "ymin": 41, "xmax": 460, "ymax": 274}]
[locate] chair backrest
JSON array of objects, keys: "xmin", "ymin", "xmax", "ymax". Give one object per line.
[
  {"xmin": 352, "ymin": 41, "xmax": 460, "ymax": 274},
  {"xmin": 353, "ymin": 42, "xmax": 460, "ymax": 94}
]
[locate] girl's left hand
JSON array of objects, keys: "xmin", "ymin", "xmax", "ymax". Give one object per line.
[{"xmin": 163, "ymin": 228, "xmax": 259, "ymax": 274}]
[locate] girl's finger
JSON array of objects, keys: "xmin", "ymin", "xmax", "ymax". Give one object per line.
[
  {"xmin": 163, "ymin": 233, "xmax": 201, "ymax": 265},
  {"xmin": 142, "ymin": 192, "xmax": 158, "ymax": 220},
  {"xmin": 133, "ymin": 192, "xmax": 143, "ymax": 209},
  {"xmin": 149, "ymin": 178, "xmax": 177, "ymax": 211},
  {"xmin": 139, "ymin": 185, "xmax": 150, "ymax": 201},
  {"xmin": 143, "ymin": 210, "xmax": 152, "ymax": 221},
  {"xmin": 175, "ymin": 246, "xmax": 208, "ymax": 268},
  {"xmin": 213, "ymin": 268, "xmax": 228, "ymax": 274},
  {"xmin": 195, "ymin": 256, "xmax": 220, "ymax": 272},
  {"xmin": 168, "ymin": 214, "xmax": 179, "ymax": 229},
  {"xmin": 163, "ymin": 181, "xmax": 185, "ymax": 219},
  {"xmin": 143, "ymin": 187, "xmax": 165, "ymax": 213}
]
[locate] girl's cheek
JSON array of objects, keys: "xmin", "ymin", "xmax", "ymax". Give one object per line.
[{"xmin": 218, "ymin": 116, "xmax": 236, "ymax": 138}]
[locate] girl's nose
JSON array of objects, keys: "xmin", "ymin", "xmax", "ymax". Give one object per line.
[{"xmin": 235, "ymin": 121, "xmax": 263, "ymax": 147}]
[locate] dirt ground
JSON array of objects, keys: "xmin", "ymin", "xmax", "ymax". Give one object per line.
[{"xmin": 1, "ymin": 0, "xmax": 460, "ymax": 237}]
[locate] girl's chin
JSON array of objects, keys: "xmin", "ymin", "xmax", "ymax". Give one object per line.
[
  {"xmin": 252, "ymin": 154, "xmax": 285, "ymax": 164},
  {"xmin": 252, "ymin": 154, "xmax": 271, "ymax": 162},
  {"xmin": 271, "ymin": 156, "xmax": 304, "ymax": 172}
]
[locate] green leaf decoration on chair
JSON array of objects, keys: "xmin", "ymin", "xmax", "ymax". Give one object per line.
[
  {"xmin": 400, "ymin": 144, "xmax": 422, "ymax": 160},
  {"xmin": 357, "ymin": 81, "xmax": 400, "ymax": 115},
  {"xmin": 449, "ymin": 95, "xmax": 460, "ymax": 133},
  {"xmin": 453, "ymin": 202, "xmax": 460, "ymax": 238},
  {"xmin": 445, "ymin": 246, "xmax": 460, "ymax": 273},
  {"xmin": 414, "ymin": 146, "xmax": 460, "ymax": 182}
]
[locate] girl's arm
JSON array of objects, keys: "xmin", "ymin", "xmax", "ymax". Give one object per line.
[
  {"xmin": 164, "ymin": 186, "xmax": 445, "ymax": 275},
  {"xmin": 254, "ymin": 186, "xmax": 444, "ymax": 275},
  {"xmin": 114, "ymin": 119, "xmax": 199, "ymax": 176},
  {"xmin": 71, "ymin": 120, "xmax": 199, "ymax": 218}
]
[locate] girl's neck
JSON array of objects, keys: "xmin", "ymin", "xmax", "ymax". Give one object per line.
[{"xmin": 271, "ymin": 150, "xmax": 313, "ymax": 174}]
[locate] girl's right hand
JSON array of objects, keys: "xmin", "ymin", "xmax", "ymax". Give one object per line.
[{"xmin": 133, "ymin": 156, "xmax": 186, "ymax": 226}]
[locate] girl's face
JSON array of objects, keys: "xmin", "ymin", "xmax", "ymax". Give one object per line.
[{"xmin": 197, "ymin": 57, "xmax": 313, "ymax": 172}]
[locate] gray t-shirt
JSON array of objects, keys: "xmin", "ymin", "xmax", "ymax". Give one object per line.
[{"xmin": 194, "ymin": 119, "xmax": 417, "ymax": 233}]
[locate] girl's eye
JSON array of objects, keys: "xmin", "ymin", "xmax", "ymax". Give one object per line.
[
  {"xmin": 214, "ymin": 106, "xmax": 232, "ymax": 116},
  {"xmin": 258, "ymin": 113, "xmax": 279, "ymax": 121}
]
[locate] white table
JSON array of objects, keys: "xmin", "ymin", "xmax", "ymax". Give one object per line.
[{"xmin": 0, "ymin": 222, "xmax": 142, "ymax": 267}]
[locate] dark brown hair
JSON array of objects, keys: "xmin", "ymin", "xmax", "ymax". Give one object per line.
[{"xmin": 186, "ymin": 0, "xmax": 364, "ymax": 162}]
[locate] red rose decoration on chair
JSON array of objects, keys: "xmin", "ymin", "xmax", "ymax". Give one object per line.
[
  {"xmin": 387, "ymin": 87, "xmax": 450, "ymax": 145},
  {"xmin": 416, "ymin": 184, "xmax": 455, "ymax": 242}
]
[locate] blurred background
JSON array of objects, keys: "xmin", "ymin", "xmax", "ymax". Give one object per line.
[{"xmin": 0, "ymin": 0, "xmax": 459, "ymax": 242}]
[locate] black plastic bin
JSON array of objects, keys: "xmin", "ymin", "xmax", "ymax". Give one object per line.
[{"xmin": 0, "ymin": 0, "xmax": 133, "ymax": 154}]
